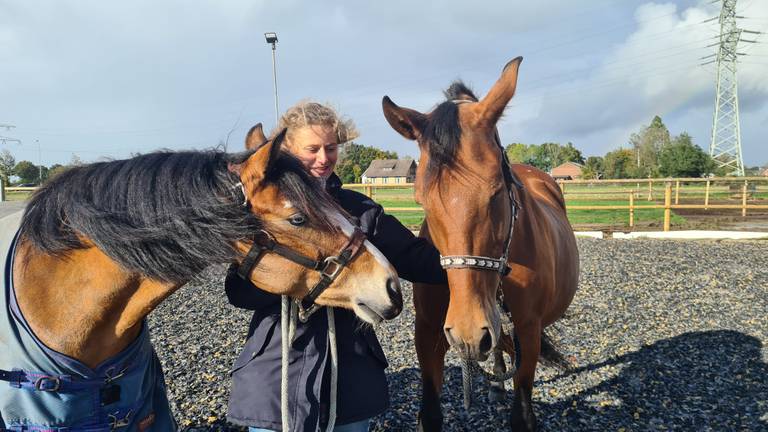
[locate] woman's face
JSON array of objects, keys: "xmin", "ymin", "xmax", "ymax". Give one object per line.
[{"xmin": 287, "ymin": 125, "xmax": 339, "ymax": 178}]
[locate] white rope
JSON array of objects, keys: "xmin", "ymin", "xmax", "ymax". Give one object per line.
[
  {"xmin": 280, "ymin": 299, "xmax": 339, "ymax": 432},
  {"xmin": 325, "ymin": 307, "xmax": 338, "ymax": 431},
  {"xmin": 461, "ymin": 358, "xmax": 473, "ymax": 410},
  {"xmin": 281, "ymin": 296, "xmax": 291, "ymax": 431}
]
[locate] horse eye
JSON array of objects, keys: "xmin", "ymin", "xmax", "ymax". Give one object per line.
[{"xmin": 289, "ymin": 213, "xmax": 307, "ymax": 226}]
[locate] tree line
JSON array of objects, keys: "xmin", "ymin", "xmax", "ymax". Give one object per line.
[
  {"xmin": 1, "ymin": 117, "xmax": 758, "ymax": 188},
  {"xmin": 0, "ymin": 150, "xmax": 84, "ymax": 186},
  {"xmin": 504, "ymin": 116, "xmax": 760, "ymax": 179}
]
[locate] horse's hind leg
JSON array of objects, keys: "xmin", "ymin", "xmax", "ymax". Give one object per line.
[
  {"xmin": 510, "ymin": 322, "xmax": 541, "ymax": 432},
  {"xmin": 414, "ymin": 283, "xmax": 450, "ymax": 432}
]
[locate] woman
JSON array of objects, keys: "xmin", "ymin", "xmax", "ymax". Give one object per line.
[{"xmin": 225, "ymin": 101, "xmax": 447, "ymax": 432}]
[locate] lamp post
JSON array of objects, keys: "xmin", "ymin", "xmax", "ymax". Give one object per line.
[
  {"xmin": 264, "ymin": 32, "xmax": 279, "ymax": 126},
  {"xmin": 35, "ymin": 139, "xmax": 42, "ymax": 185}
]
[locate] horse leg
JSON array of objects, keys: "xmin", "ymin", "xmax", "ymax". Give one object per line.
[
  {"xmin": 510, "ymin": 322, "xmax": 541, "ymax": 432},
  {"xmin": 416, "ymin": 312, "xmax": 449, "ymax": 432}
]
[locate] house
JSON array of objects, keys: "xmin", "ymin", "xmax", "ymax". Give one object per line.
[
  {"xmin": 550, "ymin": 161, "xmax": 585, "ymax": 180},
  {"xmin": 760, "ymin": 167, "xmax": 768, "ymax": 177},
  {"xmin": 361, "ymin": 159, "xmax": 416, "ymax": 184}
]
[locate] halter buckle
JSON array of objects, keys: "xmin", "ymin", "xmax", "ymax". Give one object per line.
[{"xmin": 320, "ymin": 256, "xmax": 344, "ymax": 280}]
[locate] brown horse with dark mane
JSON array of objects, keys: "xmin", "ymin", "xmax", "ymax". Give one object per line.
[
  {"xmin": 0, "ymin": 131, "xmax": 401, "ymax": 430},
  {"xmin": 382, "ymin": 57, "xmax": 579, "ymax": 431}
]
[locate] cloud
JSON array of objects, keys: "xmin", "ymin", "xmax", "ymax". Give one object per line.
[{"xmin": 509, "ymin": 1, "xmax": 768, "ymax": 161}]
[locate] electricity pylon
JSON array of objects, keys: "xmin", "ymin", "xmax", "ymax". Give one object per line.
[{"xmin": 702, "ymin": 0, "xmax": 759, "ymax": 176}]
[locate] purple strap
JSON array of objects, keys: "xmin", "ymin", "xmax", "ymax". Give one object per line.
[{"xmin": 2, "ymin": 369, "xmax": 106, "ymax": 393}]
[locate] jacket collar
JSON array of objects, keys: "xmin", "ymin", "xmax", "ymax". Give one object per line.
[{"xmin": 325, "ymin": 173, "xmax": 342, "ymax": 198}]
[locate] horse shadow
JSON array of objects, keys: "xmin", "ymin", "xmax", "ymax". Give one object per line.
[{"xmin": 373, "ymin": 330, "xmax": 768, "ymax": 431}]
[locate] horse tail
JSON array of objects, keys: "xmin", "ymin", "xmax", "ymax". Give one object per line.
[{"xmin": 539, "ymin": 330, "xmax": 571, "ymax": 371}]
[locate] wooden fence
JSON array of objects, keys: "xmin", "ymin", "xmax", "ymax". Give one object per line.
[
  {"xmin": 5, "ymin": 178, "xmax": 768, "ymax": 232},
  {"xmin": 345, "ymin": 177, "xmax": 768, "ymax": 232}
]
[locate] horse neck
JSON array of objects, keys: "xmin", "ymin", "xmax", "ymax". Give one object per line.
[{"xmin": 12, "ymin": 239, "xmax": 179, "ymax": 368}]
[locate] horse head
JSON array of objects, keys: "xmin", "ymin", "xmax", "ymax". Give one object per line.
[
  {"xmin": 382, "ymin": 57, "xmax": 523, "ymax": 358},
  {"xmin": 232, "ymin": 127, "xmax": 402, "ymax": 324}
]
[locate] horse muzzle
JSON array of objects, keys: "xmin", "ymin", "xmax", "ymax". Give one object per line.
[
  {"xmin": 443, "ymin": 325, "xmax": 497, "ymax": 361},
  {"xmin": 354, "ymin": 276, "xmax": 403, "ymax": 323}
]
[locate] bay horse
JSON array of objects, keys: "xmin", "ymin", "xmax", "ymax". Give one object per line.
[
  {"xmin": 382, "ymin": 57, "xmax": 579, "ymax": 431},
  {"xmin": 0, "ymin": 131, "xmax": 402, "ymax": 430}
]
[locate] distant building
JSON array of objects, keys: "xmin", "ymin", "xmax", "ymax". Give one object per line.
[
  {"xmin": 361, "ymin": 159, "xmax": 416, "ymax": 184},
  {"xmin": 550, "ymin": 161, "xmax": 585, "ymax": 180},
  {"xmin": 760, "ymin": 167, "xmax": 768, "ymax": 177}
]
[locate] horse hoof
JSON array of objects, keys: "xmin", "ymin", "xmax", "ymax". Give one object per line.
[
  {"xmin": 510, "ymin": 408, "xmax": 538, "ymax": 432},
  {"xmin": 417, "ymin": 412, "xmax": 443, "ymax": 432},
  {"xmin": 489, "ymin": 386, "xmax": 506, "ymax": 402}
]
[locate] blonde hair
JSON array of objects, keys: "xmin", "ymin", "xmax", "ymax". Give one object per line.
[{"xmin": 275, "ymin": 101, "xmax": 359, "ymax": 147}]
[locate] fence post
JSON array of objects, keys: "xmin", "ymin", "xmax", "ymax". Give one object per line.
[
  {"xmin": 365, "ymin": 185, "xmax": 372, "ymax": 198},
  {"xmin": 628, "ymin": 190, "xmax": 634, "ymax": 228},
  {"xmin": 704, "ymin": 180, "xmax": 711, "ymax": 210},
  {"xmin": 742, "ymin": 180, "xmax": 748, "ymax": 217},
  {"xmin": 0, "ymin": 179, "xmax": 4, "ymax": 202},
  {"xmin": 663, "ymin": 182, "xmax": 672, "ymax": 232},
  {"xmin": 647, "ymin": 179, "xmax": 653, "ymax": 201},
  {"xmin": 675, "ymin": 180, "xmax": 680, "ymax": 205}
]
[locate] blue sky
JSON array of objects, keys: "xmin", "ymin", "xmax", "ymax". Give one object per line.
[{"xmin": 1, "ymin": 0, "xmax": 767, "ymax": 168}]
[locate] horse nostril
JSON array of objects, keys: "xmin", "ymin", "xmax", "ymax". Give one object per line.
[
  {"xmin": 479, "ymin": 327, "xmax": 493, "ymax": 354},
  {"xmin": 444, "ymin": 327, "xmax": 456, "ymax": 345},
  {"xmin": 387, "ymin": 277, "xmax": 403, "ymax": 313}
]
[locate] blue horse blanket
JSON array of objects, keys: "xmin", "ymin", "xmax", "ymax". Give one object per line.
[{"xmin": 0, "ymin": 212, "xmax": 177, "ymax": 431}]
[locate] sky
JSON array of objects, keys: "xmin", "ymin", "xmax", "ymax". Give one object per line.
[{"xmin": 1, "ymin": 0, "xmax": 767, "ymax": 168}]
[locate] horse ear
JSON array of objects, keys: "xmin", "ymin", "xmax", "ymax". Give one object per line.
[
  {"xmin": 242, "ymin": 128, "xmax": 287, "ymax": 184},
  {"xmin": 475, "ymin": 56, "xmax": 523, "ymax": 125},
  {"xmin": 382, "ymin": 96, "xmax": 426, "ymax": 141},
  {"xmin": 245, "ymin": 123, "xmax": 268, "ymax": 150}
]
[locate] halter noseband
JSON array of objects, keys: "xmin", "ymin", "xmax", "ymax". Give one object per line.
[
  {"xmin": 438, "ymin": 99, "xmax": 519, "ymax": 277},
  {"xmin": 236, "ymin": 227, "xmax": 367, "ymax": 322}
]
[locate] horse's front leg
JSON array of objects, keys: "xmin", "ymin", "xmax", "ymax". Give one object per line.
[
  {"xmin": 510, "ymin": 321, "xmax": 541, "ymax": 432},
  {"xmin": 414, "ymin": 282, "xmax": 449, "ymax": 432}
]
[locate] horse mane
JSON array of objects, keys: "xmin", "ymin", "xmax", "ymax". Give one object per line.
[
  {"xmin": 19, "ymin": 150, "xmax": 336, "ymax": 283},
  {"xmin": 422, "ymin": 81, "xmax": 479, "ymax": 182}
]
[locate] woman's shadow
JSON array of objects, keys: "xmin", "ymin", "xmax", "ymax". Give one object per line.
[{"xmin": 378, "ymin": 330, "xmax": 768, "ymax": 431}]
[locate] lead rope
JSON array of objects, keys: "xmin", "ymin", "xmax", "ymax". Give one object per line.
[
  {"xmin": 280, "ymin": 298, "xmax": 338, "ymax": 432},
  {"xmin": 326, "ymin": 307, "xmax": 339, "ymax": 431},
  {"xmin": 281, "ymin": 296, "xmax": 291, "ymax": 431}
]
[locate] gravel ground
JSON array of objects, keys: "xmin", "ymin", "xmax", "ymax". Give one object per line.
[{"xmin": 149, "ymin": 238, "xmax": 768, "ymax": 431}]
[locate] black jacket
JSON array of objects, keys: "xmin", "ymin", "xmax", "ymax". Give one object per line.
[{"xmin": 226, "ymin": 174, "xmax": 446, "ymax": 430}]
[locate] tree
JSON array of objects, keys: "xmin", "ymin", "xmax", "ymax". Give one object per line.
[
  {"xmin": 582, "ymin": 156, "xmax": 604, "ymax": 179},
  {"xmin": 0, "ymin": 150, "xmax": 15, "ymax": 187},
  {"xmin": 657, "ymin": 133, "xmax": 715, "ymax": 178},
  {"xmin": 603, "ymin": 149, "xmax": 637, "ymax": 179},
  {"xmin": 47, "ymin": 164, "xmax": 69, "ymax": 180},
  {"xmin": 13, "ymin": 160, "xmax": 40, "ymax": 184},
  {"xmin": 505, "ymin": 143, "xmax": 536, "ymax": 164},
  {"xmin": 527, "ymin": 142, "xmax": 585, "ymax": 172},
  {"xmin": 628, "ymin": 115, "xmax": 671, "ymax": 177},
  {"xmin": 335, "ymin": 142, "xmax": 398, "ymax": 184}
]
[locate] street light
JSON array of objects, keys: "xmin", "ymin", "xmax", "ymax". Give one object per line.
[
  {"xmin": 264, "ymin": 32, "xmax": 279, "ymax": 126},
  {"xmin": 35, "ymin": 139, "xmax": 42, "ymax": 185}
]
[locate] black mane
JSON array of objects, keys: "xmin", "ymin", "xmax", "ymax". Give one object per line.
[
  {"xmin": 20, "ymin": 150, "xmax": 334, "ymax": 283},
  {"xmin": 422, "ymin": 81, "xmax": 479, "ymax": 181}
]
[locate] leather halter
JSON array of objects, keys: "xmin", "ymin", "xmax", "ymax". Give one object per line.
[
  {"xmin": 228, "ymin": 170, "xmax": 368, "ymax": 322},
  {"xmin": 438, "ymin": 99, "xmax": 519, "ymax": 276},
  {"xmin": 237, "ymin": 227, "xmax": 367, "ymax": 322}
]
